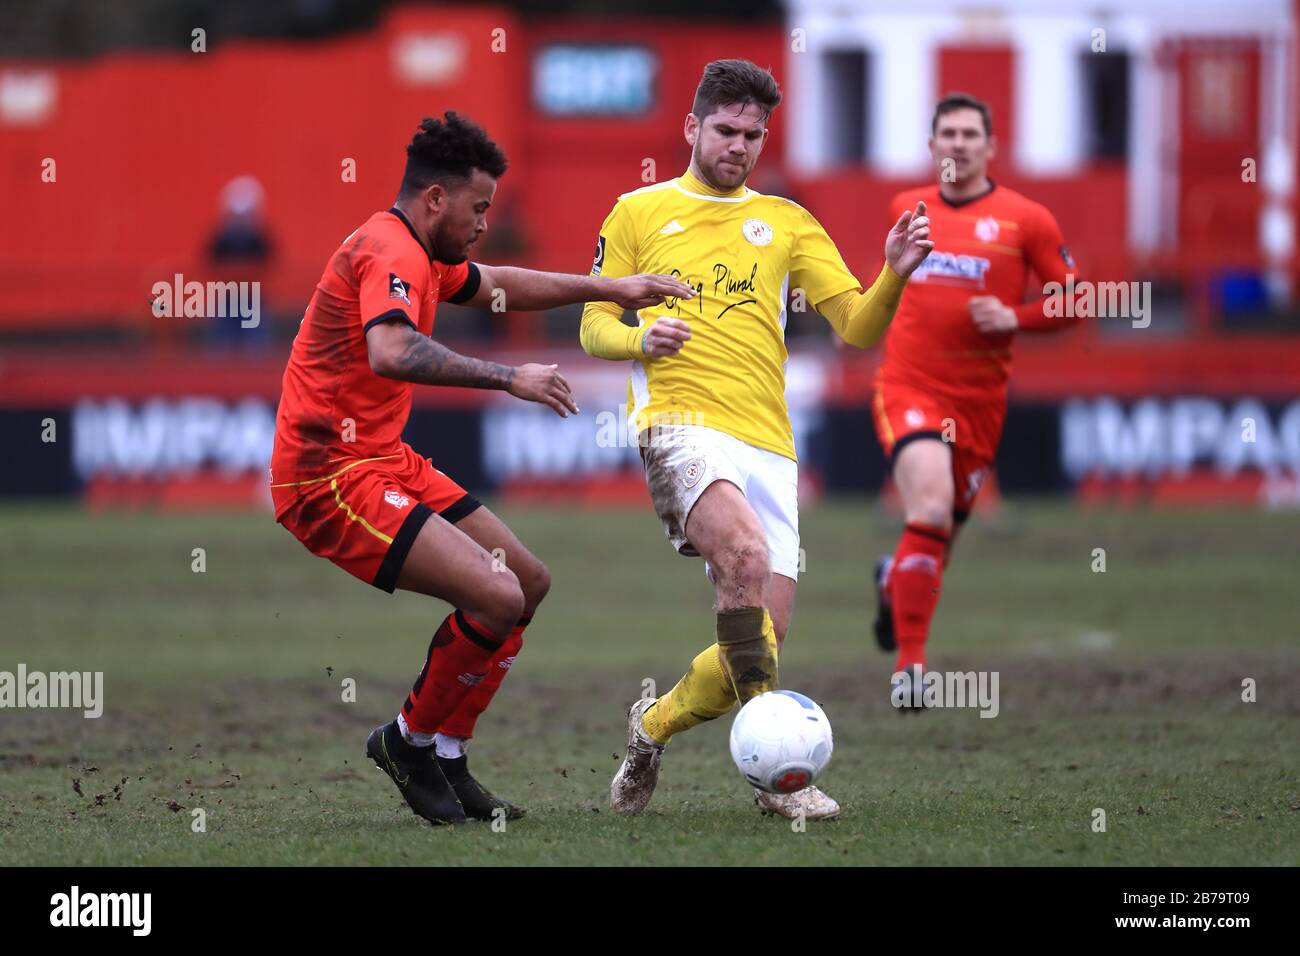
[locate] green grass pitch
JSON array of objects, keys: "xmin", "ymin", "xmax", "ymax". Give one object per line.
[{"xmin": 0, "ymin": 500, "xmax": 1296, "ymax": 865}]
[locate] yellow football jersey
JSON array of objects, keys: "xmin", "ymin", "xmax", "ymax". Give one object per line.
[{"xmin": 582, "ymin": 169, "xmax": 864, "ymax": 460}]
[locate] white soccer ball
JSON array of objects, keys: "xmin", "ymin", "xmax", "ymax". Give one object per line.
[{"xmin": 729, "ymin": 690, "xmax": 833, "ymax": 794}]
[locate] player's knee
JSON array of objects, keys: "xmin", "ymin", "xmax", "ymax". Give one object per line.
[
  {"xmin": 517, "ymin": 556, "xmax": 551, "ymax": 611},
  {"xmin": 474, "ymin": 569, "xmax": 526, "ymax": 639},
  {"xmin": 908, "ymin": 495, "xmax": 954, "ymax": 531}
]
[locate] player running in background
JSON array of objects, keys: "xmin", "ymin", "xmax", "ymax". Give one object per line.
[
  {"xmin": 581, "ymin": 60, "xmax": 933, "ymax": 820},
  {"xmin": 271, "ymin": 113, "xmax": 693, "ymax": 825},
  {"xmin": 871, "ymin": 93, "xmax": 1082, "ymax": 704}
]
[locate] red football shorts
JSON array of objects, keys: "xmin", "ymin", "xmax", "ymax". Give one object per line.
[
  {"xmin": 871, "ymin": 371, "xmax": 1005, "ymax": 517},
  {"xmin": 271, "ymin": 444, "xmax": 481, "ymax": 592}
]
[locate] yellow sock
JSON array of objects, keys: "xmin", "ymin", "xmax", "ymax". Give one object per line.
[
  {"xmin": 716, "ymin": 606, "xmax": 779, "ymax": 704},
  {"xmin": 642, "ymin": 643, "xmax": 737, "ymax": 745}
]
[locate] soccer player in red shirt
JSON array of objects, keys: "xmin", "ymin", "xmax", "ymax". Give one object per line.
[
  {"xmin": 871, "ymin": 94, "xmax": 1081, "ymax": 704},
  {"xmin": 271, "ymin": 113, "xmax": 693, "ymax": 823}
]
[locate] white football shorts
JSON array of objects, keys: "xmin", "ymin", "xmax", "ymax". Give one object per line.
[{"xmin": 639, "ymin": 423, "xmax": 800, "ymax": 581}]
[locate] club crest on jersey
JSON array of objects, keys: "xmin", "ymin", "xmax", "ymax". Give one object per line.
[
  {"xmin": 974, "ymin": 216, "xmax": 1000, "ymax": 242},
  {"xmin": 742, "ymin": 218, "xmax": 773, "ymax": 247},
  {"xmin": 388, "ymin": 273, "xmax": 412, "ymax": 306},
  {"xmin": 905, "ymin": 408, "xmax": 926, "ymax": 428},
  {"xmin": 1060, "ymin": 245, "xmax": 1076, "ymax": 269},
  {"xmin": 383, "ymin": 490, "xmax": 410, "ymax": 509}
]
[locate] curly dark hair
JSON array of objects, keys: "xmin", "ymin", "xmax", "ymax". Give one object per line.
[
  {"xmin": 399, "ymin": 111, "xmax": 508, "ymax": 196},
  {"xmin": 692, "ymin": 59, "xmax": 782, "ymax": 123}
]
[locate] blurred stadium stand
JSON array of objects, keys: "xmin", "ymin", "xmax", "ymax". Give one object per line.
[{"xmin": 2, "ymin": 0, "xmax": 1298, "ymax": 508}]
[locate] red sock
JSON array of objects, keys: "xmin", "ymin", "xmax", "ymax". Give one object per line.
[
  {"xmin": 438, "ymin": 614, "xmax": 529, "ymax": 739},
  {"xmin": 402, "ymin": 610, "xmax": 503, "ymax": 735},
  {"xmin": 891, "ymin": 522, "xmax": 950, "ymax": 672}
]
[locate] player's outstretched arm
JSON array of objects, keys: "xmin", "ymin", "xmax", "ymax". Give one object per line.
[
  {"xmin": 819, "ymin": 268, "xmax": 907, "ymax": 349},
  {"xmin": 366, "ymin": 319, "xmax": 578, "ymax": 417},
  {"xmin": 579, "ymin": 308, "xmax": 691, "ymax": 361},
  {"xmin": 460, "ymin": 265, "xmax": 695, "ymax": 312},
  {"xmin": 813, "ymin": 201, "xmax": 933, "ymax": 350}
]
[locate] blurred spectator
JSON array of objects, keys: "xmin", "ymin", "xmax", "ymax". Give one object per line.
[{"xmin": 207, "ymin": 175, "xmax": 274, "ymax": 350}]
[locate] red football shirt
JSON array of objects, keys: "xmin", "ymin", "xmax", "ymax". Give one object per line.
[
  {"xmin": 271, "ymin": 208, "xmax": 479, "ymax": 486},
  {"xmin": 881, "ymin": 182, "xmax": 1077, "ymax": 401}
]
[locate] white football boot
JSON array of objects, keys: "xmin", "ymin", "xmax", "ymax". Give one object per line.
[
  {"xmin": 754, "ymin": 785, "xmax": 841, "ymax": 821},
  {"xmin": 610, "ymin": 697, "xmax": 665, "ymax": 813}
]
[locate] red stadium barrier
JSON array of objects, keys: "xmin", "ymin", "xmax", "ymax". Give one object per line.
[
  {"xmin": 5, "ymin": 4, "xmax": 1286, "ymax": 341},
  {"xmin": 1, "ymin": 5, "xmax": 523, "ymax": 329}
]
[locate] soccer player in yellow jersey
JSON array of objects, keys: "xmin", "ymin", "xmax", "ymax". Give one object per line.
[{"xmin": 582, "ymin": 59, "xmax": 934, "ymax": 820}]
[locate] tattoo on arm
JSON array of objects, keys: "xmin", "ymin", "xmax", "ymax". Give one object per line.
[{"xmin": 386, "ymin": 327, "xmax": 514, "ymax": 390}]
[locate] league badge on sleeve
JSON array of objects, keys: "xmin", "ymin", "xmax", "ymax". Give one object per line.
[{"xmin": 389, "ymin": 273, "xmax": 412, "ymax": 306}]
